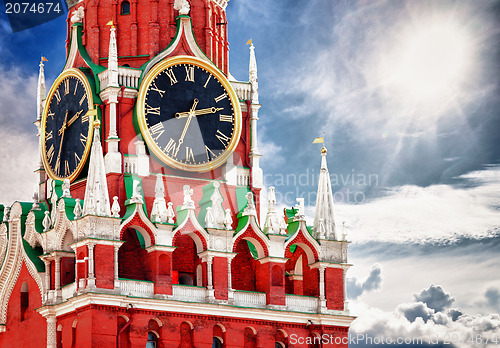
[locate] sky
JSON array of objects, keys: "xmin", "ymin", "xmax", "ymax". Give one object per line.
[{"xmin": 1, "ymin": 0, "xmax": 500, "ymax": 346}]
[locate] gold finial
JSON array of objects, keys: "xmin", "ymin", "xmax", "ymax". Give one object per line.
[
  {"xmin": 93, "ymin": 119, "xmax": 101, "ymax": 128},
  {"xmin": 321, "ymin": 146, "xmax": 327, "ymax": 154}
]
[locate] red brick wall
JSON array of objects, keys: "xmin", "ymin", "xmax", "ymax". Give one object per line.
[
  {"xmin": 325, "ymin": 267, "xmax": 344, "ymax": 310},
  {"xmin": 231, "ymin": 240, "xmax": 257, "ymax": 291},
  {"xmin": 119, "ymin": 228, "xmax": 150, "ymax": 280},
  {"xmin": 61, "ymin": 256, "xmax": 75, "ymax": 287},
  {"xmin": 213, "ymin": 256, "xmax": 228, "ymax": 300},
  {"xmin": 172, "ymin": 234, "xmax": 199, "ymax": 284},
  {"xmin": 95, "ymin": 244, "xmax": 115, "ymax": 289}
]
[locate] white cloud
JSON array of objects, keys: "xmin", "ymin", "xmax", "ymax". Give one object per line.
[
  {"xmin": 0, "ymin": 67, "xmax": 40, "ymax": 206},
  {"xmin": 334, "ymin": 166, "xmax": 500, "ymax": 244}
]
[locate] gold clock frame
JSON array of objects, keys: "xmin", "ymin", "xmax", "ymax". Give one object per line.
[
  {"xmin": 136, "ymin": 56, "xmax": 242, "ymax": 173},
  {"xmin": 41, "ymin": 68, "xmax": 95, "ymax": 182}
]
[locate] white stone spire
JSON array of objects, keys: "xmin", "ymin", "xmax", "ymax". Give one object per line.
[
  {"xmin": 249, "ymin": 43, "xmax": 258, "ymax": 104},
  {"xmin": 151, "ymin": 174, "xmax": 169, "ymax": 223},
  {"xmin": 108, "ymin": 23, "xmax": 119, "ymax": 87},
  {"xmin": 36, "ymin": 58, "xmax": 46, "ymax": 122},
  {"xmin": 313, "ymin": 147, "xmax": 336, "ymax": 240},
  {"xmin": 263, "ymin": 187, "xmax": 281, "ymax": 234},
  {"xmin": 83, "ymin": 121, "xmax": 111, "ymax": 217}
]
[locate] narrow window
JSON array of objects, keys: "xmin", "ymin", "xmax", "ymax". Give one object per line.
[
  {"xmin": 20, "ymin": 282, "xmax": 29, "ymax": 321},
  {"xmin": 212, "ymin": 337, "xmax": 223, "ymax": 348},
  {"xmin": 146, "ymin": 332, "xmax": 158, "ymax": 348},
  {"xmin": 120, "ymin": 0, "xmax": 130, "ymax": 15}
]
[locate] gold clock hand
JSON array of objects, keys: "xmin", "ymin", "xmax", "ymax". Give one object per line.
[
  {"xmin": 55, "ymin": 111, "xmax": 69, "ymax": 173},
  {"xmin": 66, "ymin": 110, "xmax": 84, "ymax": 128},
  {"xmin": 175, "ymin": 107, "xmax": 224, "ymax": 119},
  {"xmin": 175, "ymin": 99, "xmax": 199, "ymax": 156}
]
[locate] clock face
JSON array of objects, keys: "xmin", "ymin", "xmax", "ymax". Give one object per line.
[
  {"xmin": 137, "ymin": 56, "xmax": 242, "ymax": 172},
  {"xmin": 41, "ymin": 69, "xmax": 94, "ymax": 181}
]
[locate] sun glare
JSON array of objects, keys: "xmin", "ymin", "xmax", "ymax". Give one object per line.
[{"xmin": 382, "ymin": 20, "xmax": 473, "ymax": 104}]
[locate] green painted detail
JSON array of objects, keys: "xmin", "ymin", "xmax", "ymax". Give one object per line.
[
  {"xmin": 235, "ymin": 215, "xmax": 249, "ymax": 234},
  {"xmin": 135, "ymin": 229, "xmax": 145, "ymax": 249},
  {"xmin": 0, "ymin": 204, "xmax": 3, "ymax": 222},
  {"xmin": 286, "ymin": 221, "xmax": 300, "ymax": 241},
  {"xmin": 174, "ymin": 208, "xmax": 189, "ymax": 228},
  {"xmin": 290, "ymin": 244, "xmax": 297, "ymax": 253},
  {"xmin": 285, "ymin": 208, "xmax": 298, "ymax": 220},
  {"xmin": 197, "ymin": 181, "xmax": 224, "ymax": 228},
  {"xmin": 71, "ymin": 23, "xmax": 105, "ymax": 93},
  {"xmin": 99, "ymin": 55, "xmax": 149, "ymax": 61},
  {"xmin": 32, "ymin": 203, "xmax": 49, "ymax": 233},
  {"xmin": 247, "ymin": 240, "xmax": 258, "ymax": 260},
  {"xmin": 123, "ymin": 174, "xmax": 148, "ymax": 218},
  {"xmin": 235, "ymin": 186, "xmax": 251, "ymax": 217}
]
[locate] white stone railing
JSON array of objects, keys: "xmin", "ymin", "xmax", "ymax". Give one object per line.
[
  {"xmin": 99, "ymin": 67, "xmax": 142, "ymax": 91},
  {"xmin": 61, "ymin": 282, "xmax": 76, "ymax": 301},
  {"xmin": 236, "ymin": 167, "xmax": 250, "ymax": 186},
  {"xmin": 118, "ymin": 278, "xmax": 154, "ymax": 297},
  {"xmin": 172, "ymin": 284, "xmax": 207, "ymax": 302},
  {"xmin": 233, "ymin": 290, "xmax": 267, "ymax": 308},
  {"xmin": 231, "ymin": 81, "xmax": 252, "ymax": 101},
  {"xmin": 285, "ymin": 294, "xmax": 318, "ymax": 313}
]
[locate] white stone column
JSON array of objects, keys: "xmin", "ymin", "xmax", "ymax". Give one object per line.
[
  {"xmin": 343, "ymin": 268, "xmax": 349, "ymax": 311},
  {"xmin": 88, "ymin": 244, "xmax": 95, "ymax": 288},
  {"xmin": 43, "ymin": 260, "xmax": 51, "ymax": 291},
  {"xmin": 54, "ymin": 257, "xmax": 61, "ymax": 291},
  {"xmin": 318, "ymin": 266, "xmax": 327, "ymax": 313},
  {"xmin": 114, "ymin": 244, "xmax": 120, "ymax": 288},
  {"xmin": 46, "ymin": 316, "xmax": 57, "ymax": 348},
  {"xmin": 206, "ymin": 256, "xmax": 215, "ymax": 302},
  {"xmin": 104, "ymin": 90, "xmax": 122, "ymax": 174},
  {"xmin": 227, "ymin": 257, "xmax": 234, "ymax": 303}
]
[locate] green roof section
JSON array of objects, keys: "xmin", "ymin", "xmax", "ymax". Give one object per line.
[
  {"xmin": 235, "ymin": 215, "xmax": 249, "ymax": 234},
  {"xmin": 13, "ymin": 202, "xmax": 45, "ymax": 272},
  {"xmin": 235, "ymin": 186, "xmax": 251, "ymax": 218},
  {"xmin": 123, "ymin": 174, "xmax": 148, "ymax": 219},
  {"xmin": 0, "ymin": 204, "xmax": 4, "ymax": 222},
  {"xmin": 197, "ymin": 181, "xmax": 224, "ymax": 227}
]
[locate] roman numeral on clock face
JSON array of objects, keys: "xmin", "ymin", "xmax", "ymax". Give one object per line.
[
  {"xmin": 164, "ymin": 138, "xmax": 177, "ymax": 157},
  {"xmin": 64, "ymin": 79, "xmax": 70, "ymax": 95},
  {"xmin": 215, "ymin": 130, "xmax": 231, "ymax": 146},
  {"xmin": 146, "ymin": 104, "xmax": 161, "ymax": 116},
  {"xmin": 75, "ymin": 152, "xmax": 81, "ymax": 166},
  {"xmin": 79, "ymin": 95, "xmax": 86, "ymax": 106},
  {"xmin": 185, "ymin": 66, "xmax": 194, "ymax": 82},
  {"xmin": 46, "ymin": 130, "xmax": 53, "ymax": 141},
  {"xmin": 54, "ymin": 90, "xmax": 61, "ymax": 104},
  {"xmin": 80, "ymin": 133, "xmax": 87, "ymax": 147},
  {"xmin": 74, "ymin": 82, "xmax": 78, "ymax": 95},
  {"xmin": 219, "ymin": 114, "xmax": 232, "ymax": 122},
  {"xmin": 164, "ymin": 68, "xmax": 178, "ymax": 85},
  {"xmin": 205, "ymin": 145, "xmax": 216, "ymax": 160},
  {"xmin": 149, "ymin": 122, "xmax": 165, "ymax": 141},
  {"xmin": 185, "ymin": 147, "xmax": 195, "ymax": 163},
  {"xmin": 64, "ymin": 160, "xmax": 70, "ymax": 176},
  {"xmin": 150, "ymin": 82, "xmax": 165, "ymax": 97},
  {"xmin": 46, "ymin": 144, "xmax": 55, "ymax": 162},
  {"xmin": 214, "ymin": 93, "xmax": 228, "ymax": 103}
]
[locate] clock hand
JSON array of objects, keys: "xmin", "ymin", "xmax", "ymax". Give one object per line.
[
  {"xmin": 65, "ymin": 110, "xmax": 84, "ymax": 129},
  {"xmin": 55, "ymin": 111, "xmax": 69, "ymax": 173},
  {"xmin": 175, "ymin": 107, "xmax": 224, "ymax": 119},
  {"xmin": 175, "ymin": 98, "xmax": 199, "ymax": 156}
]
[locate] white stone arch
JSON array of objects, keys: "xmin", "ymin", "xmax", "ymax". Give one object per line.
[
  {"xmin": 172, "ymin": 209, "xmax": 209, "ymax": 253},
  {"xmin": 232, "ymin": 216, "xmax": 270, "ymax": 259},
  {"xmin": 53, "ymin": 200, "xmax": 76, "ymax": 252},
  {"xmin": 283, "ymin": 221, "xmax": 321, "ymax": 265},
  {"xmin": 23, "ymin": 211, "xmax": 43, "ymax": 250},
  {"xmin": 119, "ymin": 203, "xmax": 158, "ymax": 249}
]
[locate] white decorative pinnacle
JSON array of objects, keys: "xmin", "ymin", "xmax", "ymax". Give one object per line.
[
  {"xmin": 32, "ymin": 192, "xmax": 40, "ymax": 210},
  {"xmin": 264, "ymin": 187, "xmax": 282, "ymax": 235},
  {"xmin": 151, "ymin": 174, "xmax": 168, "ymax": 223},
  {"xmin": 166, "ymin": 202, "xmax": 175, "ymax": 224},
  {"xmin": 2, "ymin": 206, "xmax": 9, "ymax": 222},
  {"xmin": 249, "ymin": 43, "xmax": 259, "ymax": 104},
  {"xmin": 243, "ymin": 192, "xmax": 257, "ymax": 217},
  {"xmin": 205, "ymin": 207, "xmax": 215, "ymax": 228},
  {"xmin": 82, "ymin": 122, "xmax": 111, "ymax": 217},
  {"xmin": 50, "ymin": 183, "xmax": 58, "ymax": 227},
  {"xmin": 207, "ymin": 181, "xmax": 225, "ymax": 229},
  {"xmin": 130, "ymin": 180, "xmax": 143, "ymax": 204},
  {"xmin": 42, "ymin": 211, "xmax": 51, "ymax": 232},
  {"xmin": 313, "ymin": 147, "xmax": 336, "ymax": 240},
  {"xmin": 36, "ymin": 58, "xmax": 46, "ymax": 122},
  {"xmin": 108, "ymin": 24, "xmax": 119, "ymax": 87},
  {"xmin": 278, "ymin": 213, "xmax": 287, "ymax": 235},
  {"xmin": 73, "ymin": 199, "xmax": 82, "ymax": 220},
  {"xmin": 224, "ymin": 209, "xmax": 233, "ymax": 230},
  {"xmin": 70, "ymin": 6, "xmax": 84, "ymax": 23},
  {"xmin": 111, "ymin": 196, "xmax": 120, "ymax": 218},
  {"xmin": 174, "ymin": 0, "xmax": 190, "ymax": 15},
  {"xmin": 62, "ymin": 179, "xmax": 71, "ymax": 198},
  {"xmin": 181, "ymin": 185, "xmax": 195, "ymax": 210},
  {"xmin": 293, "ymin": 198, "xmax": 306, "ymax": 222}
]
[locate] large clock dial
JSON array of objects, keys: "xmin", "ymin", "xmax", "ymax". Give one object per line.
[
  {"xmin": 41, "ymin": 69, "xmax": 95, "ymax": 181},
  {"xmin": 136, "ymin": 56, "xmax": 242, "ymax": 172}
]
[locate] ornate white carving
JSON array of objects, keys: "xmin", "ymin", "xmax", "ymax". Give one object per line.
[
  {"xmin": 73, "ymin": 198, "xmax": 82, "ymax": 220},
  {"xmin": 242, "ymin": 192, "xmax": 257, "ymax": 217},
  {"xmin": 83, "ymin": 122, "xmax": 111, "ymax": 217},
  {"xmin": 173, "ymin": 0, "xmax": 190, "ymax": 15},
  {"xmin": 108, "ymin": 25, "xmax": 119, "ymax": 87},
  {"xmin": 111, "ymin": 196, "xmax": 121, "ymax": 218},
  {"xmin": 32, "ymin": 192, "xmax": 40, "ymax": 210},
  {"xmin": 166, "ymin": 202, "xmax": 175, "ymax": 224},
  {"xmin": 130, "ymin": 180, "xmax": 143, "ymax": 204},
  {"xmin": 205, "ymin": 207, "xmax": 215, "ymax": 228},
  {"xmin": 70, "ymin": 6, "xmax": 84, "ymax": 23},
  {"xmin": 264, "ymin": 187, "xmax": 284, "ymax": 235},
  {"xmin": 206, "ymin": 181, "xmax": 225, "ymax": 229},
  {"xmin": 224, "ymin": 209, "xmax": 233, "ymax": 230},
  {"xmin": 62, "ymin": 179, "xmax": 71, "ymax": 198},
  {"xmin": 2, "ymin": 206, "xmax": 9, "ymax": 222},
  {"xmin": 293, "ymin": 198, "xmax": 306, "ymax": 222},
  {"xmin": 24, "ymin": 211, "xmax": 43, "ymax": 248},
  {"xmin": 181, "ymin": 185, "xmax": 195, "ymax": 210},
  {"xmin": 313, "ymin": 147, "xmax": 336, "ymax": 240},
  {"xmin": 42, "ymin": 211, "xmax": 52, "ymax": 232},
  {"xmin": 151, "ymin": 174, "xmax": 169, "ymax": 223}
]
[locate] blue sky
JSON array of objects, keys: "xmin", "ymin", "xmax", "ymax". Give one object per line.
[{"xmin": 1, "ymin": 0, "xmax": 500, "ymax": 345}]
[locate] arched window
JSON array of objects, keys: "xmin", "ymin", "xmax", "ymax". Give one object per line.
[
  {"xmin": 20, "ymin": 282, "xmax": 29, "ymax": 321},
  {"xmin": 120, "ymin": 0, "xmax": 130, "ymax": 15},
  {"xmin": 275, "ymin": 343, "xmax": 285, "ymax": 348},
  {"xmin": 146, "ymin": 332, "xmax": 158, "ymax": 348},
  {"xmin": 212, "ymin": 337, "xmax": 223, "ymax": 348}
]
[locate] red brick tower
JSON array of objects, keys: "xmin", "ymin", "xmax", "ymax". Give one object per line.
[{"xmin": 0, "ymin": 0, "xmax": 355, "ymax": 347}]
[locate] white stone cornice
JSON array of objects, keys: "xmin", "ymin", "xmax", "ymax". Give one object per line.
[
  {"xmin": 146, "ymin": 245, "xmax": 176, "ymax": 253},
  {"xmin": 198, "ymin": 250, "xmax": 237, "ymax": 262},
  {"xmin": 35, "ymin": 292, "xmax": 356, "ymax": 327},
  {"xmin": 257, "ymin": 256, "xmax": 288, "ymax": 265},
  {"xmin": 70, "ymin": 238, "xmax": 124, "ymax": 250},
  {"xmin": 309, "ymin": 262, "xmax": 352, "ymax": 270}
]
